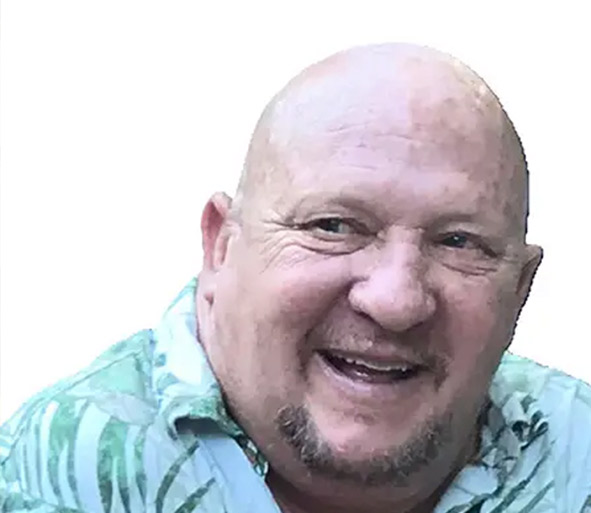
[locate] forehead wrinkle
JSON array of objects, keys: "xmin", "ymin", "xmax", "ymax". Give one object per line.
[{"xmin": 276, "ymin": 162, "xmax": 514, "ymax": 236}]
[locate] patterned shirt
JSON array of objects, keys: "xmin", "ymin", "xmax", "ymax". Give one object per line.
[{"xmin": 1, "ymin": 279, "xmax": 590, "ymax": 512}]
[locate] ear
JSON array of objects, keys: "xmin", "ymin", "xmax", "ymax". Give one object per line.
[
  {"xmin": 515, "ymin": 244, "xmax": 543, "ymax": 309},
  {"xmin": 200, "ymin": 192, "xmax": 235, "ymax": 303}
]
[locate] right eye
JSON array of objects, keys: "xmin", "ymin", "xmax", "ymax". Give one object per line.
[
  {"xmin": 305, "ymin": 217, "xmax": 358, "ymax": 235},
  {"xmin": 293, "ymin": 215, "xmax": 374, "ymax": 254}
]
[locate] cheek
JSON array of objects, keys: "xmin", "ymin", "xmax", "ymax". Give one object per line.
[
  {"xmin": 255, "ymin": 252, "xmax": 355, "ymax": 334},
  {"xmin": 211, "ymin": 251, "xmax": 353, "ymax": 394},
  {"xmin": 438, "ymin": 276, "xmax": 519, "ymax": 387}
]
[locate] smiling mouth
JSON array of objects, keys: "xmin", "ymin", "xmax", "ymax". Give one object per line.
[{"xmin": 317, "ymin": 350, "xmax": 424, "ymax": 385}]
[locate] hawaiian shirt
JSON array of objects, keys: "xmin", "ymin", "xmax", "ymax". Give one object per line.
[{"xmin": 1, "ymin": 279, "xmax": 590, "ymax": 512}]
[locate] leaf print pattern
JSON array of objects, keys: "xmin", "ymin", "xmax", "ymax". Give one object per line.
[{"xmin": 1, "ymin": 279, "xmax": 590, "ymax": 512}]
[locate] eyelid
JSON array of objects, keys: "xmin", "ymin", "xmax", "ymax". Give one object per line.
[
  {"xmin": 437, "ymin": 231, "xmax": 499, "ymax": 257},
  {"xmin": 298, "ymin": 216, "xmax": 372, "ymax": 236}
]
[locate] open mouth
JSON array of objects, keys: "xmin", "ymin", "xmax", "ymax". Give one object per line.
[{"xmin": 317, "ymin": 350, "xmax": 424, "ymax": 385}]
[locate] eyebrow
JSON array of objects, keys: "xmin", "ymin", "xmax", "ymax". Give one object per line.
[
  {"xmin": 280, "ymin": 194, "xmax": 383, "ymax": 222},
  {"xmin": 428, "ymin": 211, "xmax": 492, "ymax": 226},
  {"xmin": 285, "ymin": 191, "xmax": 489, "ymax": 219}
]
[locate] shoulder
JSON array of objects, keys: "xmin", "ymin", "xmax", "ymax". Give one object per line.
[
  {"xmin": 1, "ymin": 329, "xmax": 157, "ymax": 439},
  {"xmin": 0, "ymin": 330, "xmax": 159, "ymax": 509},
  {"xmin": 496, "ymin": 353, "xmax": 591, "ymax": 509},
  {"xmin": 497, "ymin": 352, "xmax": 591, "ymax": 425}
]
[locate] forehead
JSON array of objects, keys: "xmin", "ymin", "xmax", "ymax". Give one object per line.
[
  {"xmin": 269, "ymin": 91, "xmax": 520, "ymax": 225},
  {"xmin": 281, "ymin": 145, "xmax": 515, "ymax": 234}
]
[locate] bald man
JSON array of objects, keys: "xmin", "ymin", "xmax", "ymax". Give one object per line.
[{"xmin": 1, "ymin": 44, "xmax": 590, "ymax": 513}]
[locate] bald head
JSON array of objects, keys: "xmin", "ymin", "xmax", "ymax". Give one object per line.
[{"xmin": 234, "ymin": 43, "xmax": 528, "ymax": 237}]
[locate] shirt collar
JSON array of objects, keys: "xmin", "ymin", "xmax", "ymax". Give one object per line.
[
  {"xmin": 151, "ymin": 278, "xmax": 549, "ymax": 489},
  {"xmin": 151, "ymin": 277, "xmax": 244, "ymax": 438},
  {"xmin": 436, "ymin": 357, "xmax": 550, "ymax": 508},
  {"xmin": 480, "ymin": 356, "xmax": 549, "ymax": 476}
]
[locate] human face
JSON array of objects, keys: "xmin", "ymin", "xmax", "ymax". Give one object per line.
[{"xmin": 197, "ymin": 74, "xmax": 541, "ymax": 503}]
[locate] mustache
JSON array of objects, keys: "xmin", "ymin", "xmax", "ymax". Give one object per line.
[{"xmin": 305, "ymin": 323, "xmax": 450, "ymax": 384}]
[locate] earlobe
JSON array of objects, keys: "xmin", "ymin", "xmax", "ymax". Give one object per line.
[{"xmin": 200, "ymin": 192, "xmax": 234, "ymax": 301}]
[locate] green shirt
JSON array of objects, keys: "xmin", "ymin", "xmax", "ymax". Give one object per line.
[{"xmin": 1, "ymin": 279, "xmax": 590, "ymax": 512}]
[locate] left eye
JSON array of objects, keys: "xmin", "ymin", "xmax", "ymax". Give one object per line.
[
  {"xmin": 438, "ymin": 232, "xmax": 496, "ymax": 257},
  {"xmin": 440, "ymin": 233, "xmax": 471, "ymax": 249}
]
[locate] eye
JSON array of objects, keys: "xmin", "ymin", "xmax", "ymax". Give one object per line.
[
  {"xmin": 439, "ymin": 233, "xmax": 471, "ymax": 249},
  {"xmin": 298, "ymin": 217, "xmax": 367, "ymax": 237},
  {"xmin": 308, "ymin": 217, "xmax": 356, "ymax": 235},
  {"xmin": 437, "ymin": 232, "xmax": 497, "ymax": 258}
]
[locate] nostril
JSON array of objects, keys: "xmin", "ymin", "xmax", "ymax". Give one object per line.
[{"xmin": 353, "ymin": 309, "xmax": 375, "ymax": 324}]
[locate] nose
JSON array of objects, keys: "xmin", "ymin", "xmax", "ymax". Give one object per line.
[{"xmin": 348, "ymin": 243, "xmax": 436, "ymax": 332}]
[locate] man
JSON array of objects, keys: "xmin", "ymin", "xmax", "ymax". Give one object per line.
[{"xmin": 1, "ymin": 43, "xmax": 590, "ymax": 513}]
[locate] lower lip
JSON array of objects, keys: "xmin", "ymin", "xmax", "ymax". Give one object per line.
[{"xmin": 312, "ymin": 351, "xmax": 430, "ymax": 405}]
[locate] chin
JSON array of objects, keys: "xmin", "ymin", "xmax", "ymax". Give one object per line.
[
  {"xmin": 319, "ymin": 417, "xmax": 408, "ymax": 456},
  {"xmin": 276, "ymin": 402, "xmax": 452, "ymax": 488}
]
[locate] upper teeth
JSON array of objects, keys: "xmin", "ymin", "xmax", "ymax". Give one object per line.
[{"xmin": 342, "ymin": 356, "xmax": 411, "ymax": 373}]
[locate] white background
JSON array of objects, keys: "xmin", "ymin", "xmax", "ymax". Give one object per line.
[{"xmin": 1, "ymin": 1, "xmax": 590, "ymax": 423}]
